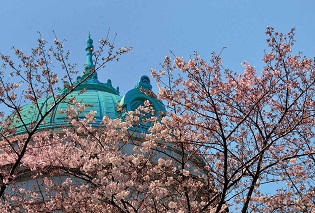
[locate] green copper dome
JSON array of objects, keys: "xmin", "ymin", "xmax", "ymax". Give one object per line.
[
  {"xmin": 12, "ymin": 91, "xmax": 122, "ymax": 134},
  {"xmin": 10, "ymin": 36, "xmax": 165, "ymax": 135},
  {"xmin": 10, "ymin": 37, "xmax": 120, "ymax": 134},
  {"xmin": 11, "ymin": 36, "xmax": 165, "ymax": 134}
]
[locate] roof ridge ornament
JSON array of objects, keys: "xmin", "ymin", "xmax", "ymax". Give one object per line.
[{"xmin": 135, "ymin": 75, "xmax": 152, "ymax": 90}]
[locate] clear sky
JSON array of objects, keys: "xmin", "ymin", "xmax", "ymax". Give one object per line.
[{"xmin": 1, "ymin": 0, "xmax": 315, "ymax": 94}]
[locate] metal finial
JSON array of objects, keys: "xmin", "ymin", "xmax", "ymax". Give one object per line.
[{"xmin": 84, "ymin": 34, "xmax": 94, "ymax": 73}]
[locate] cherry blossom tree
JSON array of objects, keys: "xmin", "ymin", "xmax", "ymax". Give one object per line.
[
  {"xmin": 0, "ymin": 103, "xmax": 216, "ymax": 212},
  {"xmin": 1, "ymin": 27, "xmax": 315, "ymax": 213},
  {"xmin": 0, "ymin": 33, "xmax": 131, "ymax": 210},
  {"xmin": 151, "ymin": 27, "xmax": 315, "ymax": 212}
]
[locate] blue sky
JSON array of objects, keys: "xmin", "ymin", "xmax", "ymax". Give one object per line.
[{"xmin": 1, "ymin": 0, "xmax": 315, "ymax": 94}]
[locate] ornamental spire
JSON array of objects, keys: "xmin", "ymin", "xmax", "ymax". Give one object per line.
[{"xmin": 84, "ymin": 34, "xmax": 95, "ymax": 73}]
